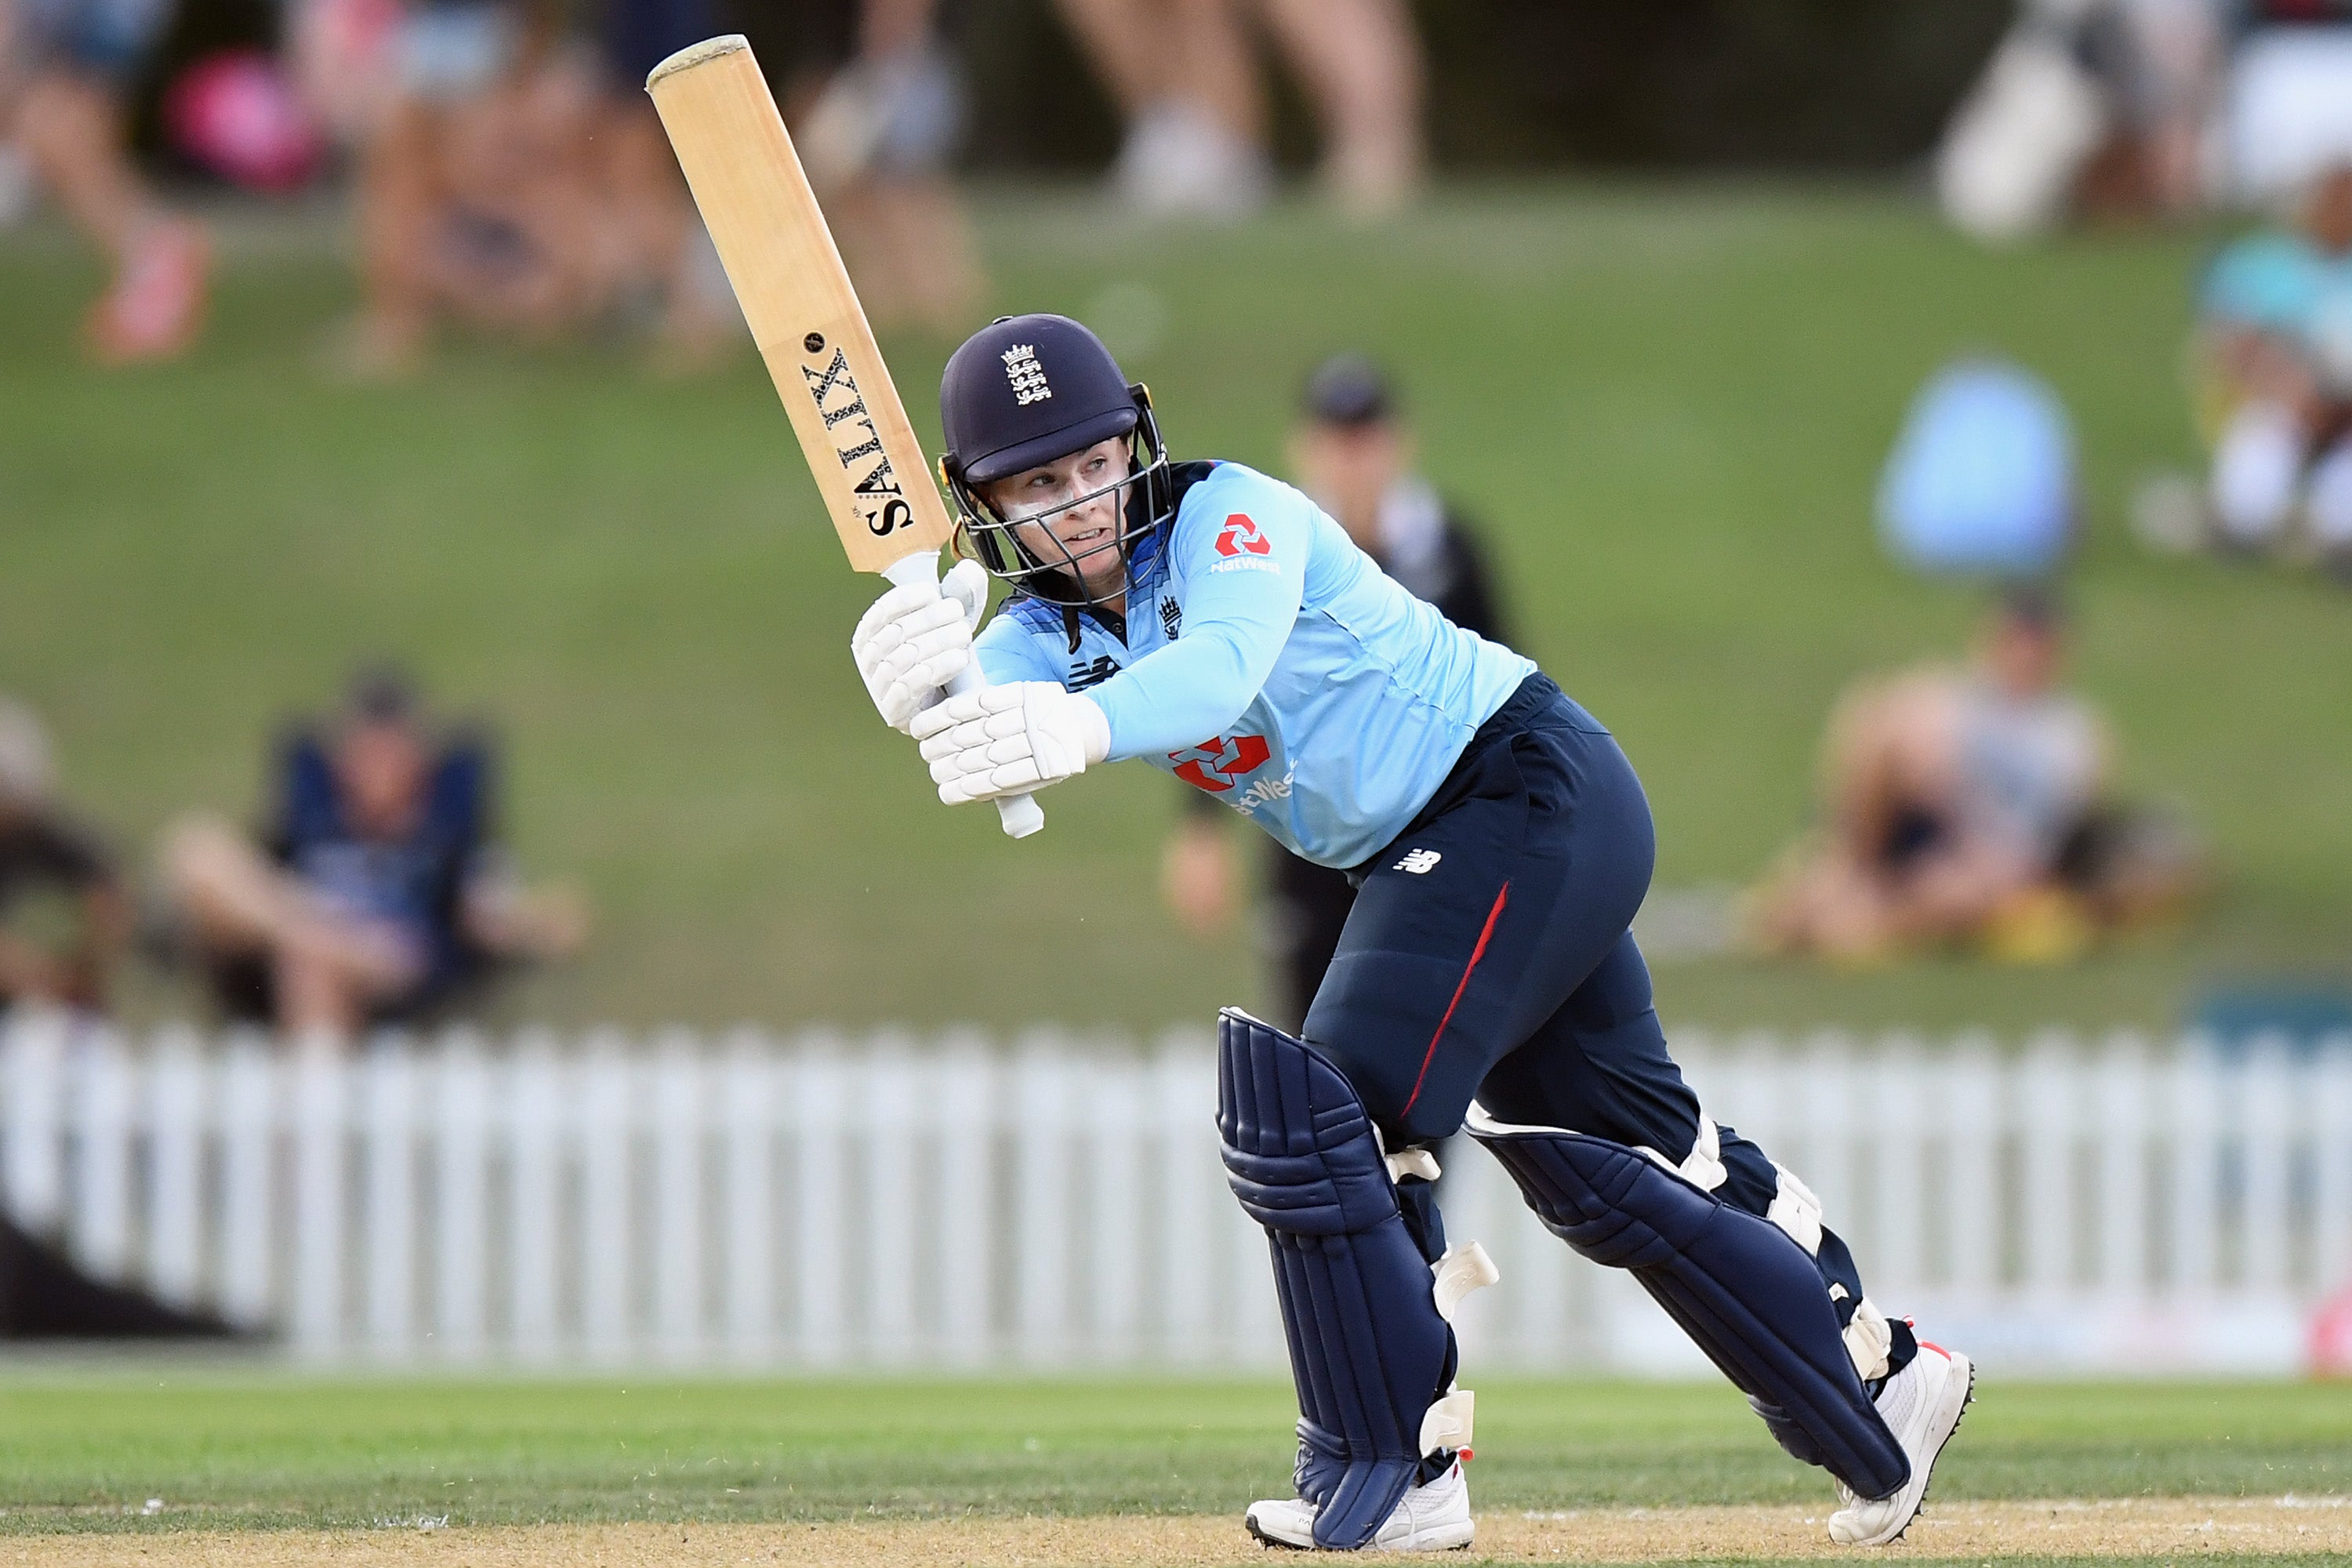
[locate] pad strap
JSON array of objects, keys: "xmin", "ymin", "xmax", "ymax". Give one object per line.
[
  {"xmin": 1218, "ymin": 1009, "xmax": 1462, "ymax": 1549},
  {"xmin": 1465, "ymin": 1104, "xmax": 1908, "ymax": 1502}
]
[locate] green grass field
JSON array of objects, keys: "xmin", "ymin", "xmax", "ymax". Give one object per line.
[
  {"xmin": 4, "ymin": 184, "xmax": 2350, "ymax": 1034},
  {"xmin": 0, "ymin": 1372, "xmax": 2345, "ymax": 1531}
]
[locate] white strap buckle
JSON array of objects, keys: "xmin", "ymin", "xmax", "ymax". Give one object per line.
[
  {"xmin": 1385, "ymin": 1148, "xmax": 1441, "ymax": 1185},
  {"xmin": 1432, "ymin": 1240, "xmax": 1500, "ymax": 1323},
  {"xmin": 1419, "ymin": 1389, "xmax": 1475, "ymax": 1456}
]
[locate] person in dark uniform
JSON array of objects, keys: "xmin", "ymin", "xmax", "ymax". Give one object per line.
[
  {"xmin": 1160, "ymin": 354, "xmax": 1511, "ymax": 1029},
  {"xmin": 162, "ymin": 670, "xmax": 586, "ymax": 1037}
]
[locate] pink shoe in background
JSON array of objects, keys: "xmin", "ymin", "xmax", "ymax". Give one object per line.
[{"xmin": 85, "ymin": 221, "xmax": 211, "ymax": 365}]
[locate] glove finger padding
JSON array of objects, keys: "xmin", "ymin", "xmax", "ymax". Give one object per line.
[
  {"xmin": 851, "ymin": 585, "xmax": 973, "ymax": 731},
  {"xmin": 850, "ymin": 582, "xmax": 942, "ymax": 650},
  {"xmin": 912, "ymin": 683, "xmax": 1109, "ymax": 805}
]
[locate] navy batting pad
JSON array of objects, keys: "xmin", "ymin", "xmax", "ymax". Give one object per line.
[
  {"xmin": 1467, "ymin": 1111, "xmax": 1908, "ymax": 1502},
  {"xmin": 1218, "ymin": 1010, "xmax": 1458, "ymax": 1550}
]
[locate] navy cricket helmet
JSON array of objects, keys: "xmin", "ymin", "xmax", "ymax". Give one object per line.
[{"xmin": 938, "ymin": 313, "xmax": 1171, "ymax": 609}]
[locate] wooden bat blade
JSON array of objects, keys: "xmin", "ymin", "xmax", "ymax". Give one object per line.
[{"xmin": 647, "ymin": 35, "xmax": 952, "ymax": 574}]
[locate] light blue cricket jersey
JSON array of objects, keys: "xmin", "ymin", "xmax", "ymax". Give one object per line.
[{"xmin": 972, "ymin": 459, "xmax": 1537, "ymax": 869}]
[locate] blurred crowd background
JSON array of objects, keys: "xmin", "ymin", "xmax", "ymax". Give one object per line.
[{"xmin": 2, "ymin": 0, "xmax": 2350, "ymax": 1047}]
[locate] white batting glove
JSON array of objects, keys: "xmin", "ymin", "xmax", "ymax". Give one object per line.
[
  {"xmin": 911, "ymin": 682, "xmax": 1112, "ymax": 804},
  {"xmin": 849, "ymin": 558, "xmax": 990, "ymax": 732}
]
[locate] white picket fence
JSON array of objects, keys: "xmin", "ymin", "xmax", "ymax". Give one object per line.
[{"xmin": 2, "ymin": 1012, "xmax": 2349, "ymax": 1374}]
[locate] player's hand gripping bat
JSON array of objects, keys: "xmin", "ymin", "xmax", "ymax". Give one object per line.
[{"xmin": 646, "ymin": 35, "xmax": 1044, "ymax": 839}]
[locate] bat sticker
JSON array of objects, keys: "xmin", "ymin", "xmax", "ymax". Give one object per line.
[{"xmin": 800, "ymin": 344, "xmax": 911, "ymax": 537}]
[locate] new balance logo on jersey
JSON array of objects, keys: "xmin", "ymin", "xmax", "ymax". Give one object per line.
[
  {"xmin": 1395, "ymin": 848, "xmax": 1443, "ymax": 874},
  {"xmin": 1068, "ymin": 654, "xmax": 1120, "ymax": 690},
  {"xmin": 1214, "ymin": 513, "xmax": 1272, "ymax": 557},
  {"xmin": 1170, "ymin": 733, "xmax": 1270, "ymax": 793},
  {"xmin": 1001, "ymin": 344, "xmax": 1051, "ymax": 405}
]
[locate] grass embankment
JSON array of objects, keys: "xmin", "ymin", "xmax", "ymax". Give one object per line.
[{"xmin": 3, "ymin": 187, "xmax": 2347, "ymax": 1032}]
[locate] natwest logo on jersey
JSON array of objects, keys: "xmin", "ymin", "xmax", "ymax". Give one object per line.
[
  {"xmin": 1213, "ymin": 513, "xmax": 1272, "ymax": 557},
  {"xmin": 1169, "ymin": 732, "xmax": 1271, "ymax": 793}
]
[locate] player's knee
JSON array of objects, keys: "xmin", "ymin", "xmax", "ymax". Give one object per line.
[{"xmin": 1217, "ymin": 1009, "xmax": 1396, "ymax": 1236}]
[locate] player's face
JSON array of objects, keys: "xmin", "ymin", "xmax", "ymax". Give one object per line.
[{"xmin": 986, "ymin": 438, "xmax": 1134, "ymax": 594}]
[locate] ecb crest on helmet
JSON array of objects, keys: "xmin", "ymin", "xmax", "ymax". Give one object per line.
[
  {"xmin": 938, "ymin": 312, "xmax": 1175, "ymax": 611},
  {"xmin": 1002, "ymin": 344, "xmax": 1052, "ymax": 405}
]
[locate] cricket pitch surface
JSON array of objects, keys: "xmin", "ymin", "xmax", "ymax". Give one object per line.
[{"xmin": 15, "ymin": 1498, "xmax": 2352, "ymax": 1566}]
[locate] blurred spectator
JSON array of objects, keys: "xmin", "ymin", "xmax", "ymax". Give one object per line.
[
  {"xmin": 161, "ymin": 48, "xmax": 327, "ymax": 195},
  {"xmin": 339, "ymin": 0, "xmax": 744, "ymax": 375},
  {"xmin": 0, "ymin": 0, "xmax": 212, "ymax": 361},
  {"xmin": 590, "ymin": 0, "xmax": 739, "ymax": 369},
  {"xmin": 2215, "ymin": 2, "xmax": 2352, "ymax": 207},
  {"xmin": 1161, "ymin": 355, "xmax": 1507, "ymax": 1028},
  {"xmin": 1748, "ymin": 591, "xmax": 2202, "ymax": 967},
  {"xmin": 1939, "ymin": 0, "xmax": 2234, "ymax": 240},
  {"xmin": 1878, "ymin": 358, "xmax": 2076, "ymax": 580},
  {"xmin": 1057, "ymin": 0, "xmax": 1423, "ymax": 220},
  {"xmin": 0, "ymin": 700, "xmax": 131, "ymax": 1014},
  {"xmin": 2187, "ymin": 162, "xmax": 2352, "ymax": 580},
  {"xmin": 346, "ymin": 0, "xmax": 570, "ymax": 373},
  {"xmin": 284, "ymin": 0, "xmax": 405, "ymax": 148},
  {"xmin": 1940, "ymin": 0, "xmax": 2352, "ymax": 239},
  {"xmin": 160, "ymin": 669, "xmax": 586, "ymax": 1037},
  {"xmin": 794, "ymin": 0, "xmax": 983, "ymax": 332}
]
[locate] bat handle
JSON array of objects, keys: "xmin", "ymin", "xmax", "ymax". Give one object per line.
[{"xmin": 881, "ymin": 553, "xmax": 1045, "ymax": 840}]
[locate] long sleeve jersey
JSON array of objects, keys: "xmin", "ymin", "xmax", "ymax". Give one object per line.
[{"xmin": 972, "ymin": 459, "xmax": 1536, "ymax": 868}]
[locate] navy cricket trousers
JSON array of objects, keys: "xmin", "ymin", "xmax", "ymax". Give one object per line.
[{"xmin": 1305, "ymin": 673, "xmax": 1871, "ymax": 1304}]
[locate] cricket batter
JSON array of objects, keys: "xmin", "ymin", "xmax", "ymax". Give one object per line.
[{"xmin": 851, "ymin": 314, "xmax": 1973, "ymax": 1552}]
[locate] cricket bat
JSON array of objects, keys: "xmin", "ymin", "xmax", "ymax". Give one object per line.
[{"xmin": 646, "ymin": 35, "xmax": 1044, "ymax": 839}]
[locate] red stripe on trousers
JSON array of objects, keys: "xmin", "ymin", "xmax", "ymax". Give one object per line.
[{"xmin": 1399, "ymin": 880, "xmax": 1510, "ymax": 1120}]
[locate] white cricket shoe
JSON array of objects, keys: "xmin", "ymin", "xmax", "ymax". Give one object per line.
[
  {"xmin": 1828, "ymin": 1338, "xmax": 1975, "ymax": 1546},
  {"xmin": 1245, "ymin": 1458, "xmax": 1475, "ymax": 1552}
]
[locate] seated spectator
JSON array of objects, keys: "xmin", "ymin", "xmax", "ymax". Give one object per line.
[
  {"xmin": 344, "ymin": 1, "xmax": 612, "ymax": 376},
  {"xmin": 1936, "ymin": 0, "xmax": 2223, "ymax": 242},
  {"xmin": 2194, "ymin": 162, "xmax": 2352, "ymax": 580},
  {"xmin": 1748, "ymin": 592, "xmax": 2201, "ymax": 965},
  {"xmin": 794, "ymin": 0, "xmax": 985, "ymax": 333},
  {"xmin": 0, "ymin": 700, "xmax": 129, "ymax": 1013},
  {"xmin": 162, "ymin": 670, "xmax": 585, "ymax": 1036},
  {"xmin": 338, "ymin": 0, "xmax": 740, "ymax": 376},
  {"xmin": 588, "ymin": 0, "xmax": 739, "ymax": 369}
]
